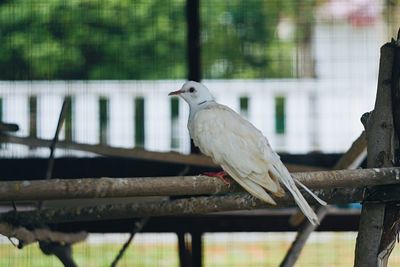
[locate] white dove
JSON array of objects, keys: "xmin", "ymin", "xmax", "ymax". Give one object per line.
[{"xmin": 169, "ymin": 81, "xmax": 326, "ymax": 225}]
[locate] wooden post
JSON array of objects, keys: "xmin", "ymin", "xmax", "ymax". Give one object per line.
[
  {"xmin": 186, "ymin": 0, "xmax": 201, "ymax": 155},
  {"xmin": 354, "ymin": 35, "xmax": 400, "ymax": 267},
  {"xmin": 192, "ymin": 232, "xmax": 203, "ymax": 267},
  {"xmin": 178, "ymin": 232, "xmax": 192, "ymax": 267},
  {"xmin": 377, "ymin": 30, "xmax": 400, "ymax": 267}
]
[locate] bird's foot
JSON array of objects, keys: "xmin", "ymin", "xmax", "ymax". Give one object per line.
[{"xmin": 203, "ymin": 171, "xmax": 231, "ymax": 186}]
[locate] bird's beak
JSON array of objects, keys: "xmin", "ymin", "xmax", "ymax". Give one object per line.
[{"xmin": 168, "ymin": 89, "xmax": 184, "ymax": 96}]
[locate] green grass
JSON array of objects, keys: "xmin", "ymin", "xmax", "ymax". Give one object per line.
[
  {"xmin": 1, "ymin": 233, "xmax": 400, "ymax": 267},
  {"xmin": 0, "ymin": 242, "xmax": 178, "ymax": 267}
]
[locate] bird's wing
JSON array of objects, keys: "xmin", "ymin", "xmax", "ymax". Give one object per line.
[
  {"xmin": 191, "ymin": 104, "xmax": 324, "ymax": 225},
  {"xmin": 191, "ymin": 104, "xmax": 282, "ymax": 199},
  {"xmin": 221, "ymin": 163, "xmax": 276, "ymax": 205},
  {"xmin": 257, "ymin": 129, "xmax": 326, "ymax": 225}
]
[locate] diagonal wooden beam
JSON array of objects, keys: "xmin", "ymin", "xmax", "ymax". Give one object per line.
[
  {"xmin": 0, "ymin": 134, "xmax": 326, "ymax": 172},
  {"xmin": 0, "ymin": 134, "xmax": 216, "ymax": 167}
]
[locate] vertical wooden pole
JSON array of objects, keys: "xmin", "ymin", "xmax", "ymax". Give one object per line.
[
  {"xmin": 186, "ymin": 0, "xmax": 201, "ymax": 83},
  {"xmin": 354, "ymin": 36, "xmax": 400, "ymax": 267},
  {"xmin": 185, "ymin": 1, "xmax": 202, "ymax": 262},
  {"xmin": 377, "ymin": 30, "xmax": 400, "ymax": 267},
  {"xmin": 192, "ymin": 232, "xmax": 202, "ymax": 267},
  {"xmin": 177, "ymin": 231, "xmax": 203, "ymax": 267},
  {"xmin": 178, "ymin": 232, "xmax": 192, "ymax": 267},
  {"xmin": 186, "ymin": 0, "xmax": 201, "ymax": 154}
]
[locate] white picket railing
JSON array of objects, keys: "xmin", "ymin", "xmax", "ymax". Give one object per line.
[{"xmin": 0, "ymin": 79, "xmax": 376, "ymax": 158}]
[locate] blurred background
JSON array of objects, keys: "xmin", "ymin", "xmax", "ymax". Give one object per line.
[{"xmin": 0, "ymin": 0, "xmax": 400, "ymax": 266}]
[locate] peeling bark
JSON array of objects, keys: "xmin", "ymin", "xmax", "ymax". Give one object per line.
[
  {"xmin": 0, "ymin": 168, "xmax": 398, "ymax": 201},
  {"xmin": 355, "ymin": 39, "xmax": 400, "ymax": 267},
  {"xmin": 0, "ymin": 188, "xmax": 364, "ymax": 225}
]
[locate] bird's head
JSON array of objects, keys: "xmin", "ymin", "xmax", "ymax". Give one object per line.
[{"xmin": 168, "ymin": 81, "xmax": 214, "ymax": 107}]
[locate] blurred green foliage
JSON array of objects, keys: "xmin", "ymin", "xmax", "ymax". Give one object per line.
[
  {"xmin": 202, "ymin": 0, "xmax": 295, "ymax": 78},
  {"xmin": 0, "ymin": 0, "xmax": 297, "ymax": 80},
  {"xmin": 0, "ymin": 0, "xmax": 186, "ymax": 79}
]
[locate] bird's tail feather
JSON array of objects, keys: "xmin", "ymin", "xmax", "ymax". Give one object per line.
[
  {"xmin": 221, "ymin": 165, "xmax": 276, "ymax": 205},
  {"xmin": 271, "ymin": 160, "xmax": 323, "ymax": 226},
  {"xmin": 294, "ymin": 179, "xmax": 327, "ymax": 206}
]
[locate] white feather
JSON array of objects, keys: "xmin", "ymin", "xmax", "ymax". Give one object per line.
[{"xmin": 171, "ymin": 81, "xmax": 325, "ymax": 225}]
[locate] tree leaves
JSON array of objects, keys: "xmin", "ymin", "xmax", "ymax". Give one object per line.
[{"xmin": 0, "ymin": 0, "xmax": 294, "ymax": 80}]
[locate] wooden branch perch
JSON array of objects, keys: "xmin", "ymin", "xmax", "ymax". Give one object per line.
[
  {"xmin": 1, "ymin": 168, "xmax": 399, "ymax": 226},
  {"xmin": 0, "ymin": 189, "xmax": 364, "ymax": 225},
  {"xmin": 0, "ymin": 167, "xmax": 399, "ymax": 201},
  {"xmin": 0, "ymin": 223, "xmax": 87, "ymax": 247}
]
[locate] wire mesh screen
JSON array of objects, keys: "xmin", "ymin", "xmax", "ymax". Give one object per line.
[
  {"xmin": 2, "ymin": 232, "xmax": 400, "ymax": 266},
  {"xmin": 201, "ymin": 1, "xmax": 296, "ymax": 79},
  {"xmin": 0, "ymin": 0, "xmax": 400, "ymax": 266},
  {"xmin": 0, "ymin": 233, "xmax": 179, "ymax": 267},
  {"xmin": 0, "ymin": 1, "xmax": 186, "ymax": 80},
  {"xmin": 0, "ymin": 0, "xmax": 398, "ymax": 156},
  {"xmin": 0, "ymin": 0, "xmax": 189, "ymax": 157}
]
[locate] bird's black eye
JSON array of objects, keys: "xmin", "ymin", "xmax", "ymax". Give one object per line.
[{"xmin": 189, "ymin": 87, "xmax": 195, "ymax": 93}]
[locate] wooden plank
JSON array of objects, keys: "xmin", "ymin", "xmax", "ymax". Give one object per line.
[
  {"xmin": 0, "ymin": 134, "xmax": 325, "ymax": 172},
  {"xmin": 0, "ymin": 134, "xmax": 216, "ymax": 167},
  {"xmin": 52, "ymin": 210, "xmax": 362, "ymax": 233}
]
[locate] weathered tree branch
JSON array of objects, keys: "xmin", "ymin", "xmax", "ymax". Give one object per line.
[
  {"xmin": 377, "ymin": 31, "xmax": 400, "ymax": 267},
  {"xmin": 355, "ymin": 39, "xmax": 400, "ymax": 267},
  {"xmin": 0, "ymin": 189, "xmax": 364, "ymax": 226},
  {"xmin": 0, "ymin": 168, "xmax": 398, "ymax": 201},
  {"xmin": 0, "ymin": 223, "xmax": 87, "ymax": 247}
]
